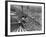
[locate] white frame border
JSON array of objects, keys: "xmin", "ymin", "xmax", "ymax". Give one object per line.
[{"xmin": 8, "ymin": 2, "xmax": 44, "ymax": 35}]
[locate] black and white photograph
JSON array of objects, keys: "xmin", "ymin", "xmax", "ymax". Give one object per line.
[{"xmin": 7, "ymin": 2, "xmax": 45, "ymax": 35}]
